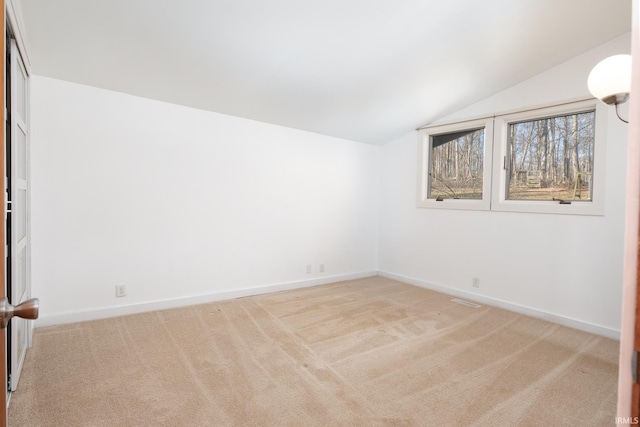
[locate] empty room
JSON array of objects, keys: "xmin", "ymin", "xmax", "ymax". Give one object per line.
[{"xmin": 0, "ymin": 0, "xmax": 638, "ymax": 426}]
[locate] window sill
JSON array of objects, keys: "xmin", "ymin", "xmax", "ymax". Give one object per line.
[
  {"xmin": 416, "ymin": 198, "xmax": 490, "ymax": 211},
  {"xmin": 490, "ymin": 199, "xmax": 604, "ymax": 216}
]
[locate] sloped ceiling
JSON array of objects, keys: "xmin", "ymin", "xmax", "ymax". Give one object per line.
[{"xmin": 18, "ymin": 0, "xmax": 631, "ymax": 144}]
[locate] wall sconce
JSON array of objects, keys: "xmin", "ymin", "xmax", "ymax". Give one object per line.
[{"xmin": 587, "ymin": 54, "xmax": 632, "ymax": 123}]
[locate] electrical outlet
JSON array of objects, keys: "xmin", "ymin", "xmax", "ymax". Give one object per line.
[
  {"xmin": 306, "ymin": 265, "xmax": 312, "ymax": 274},
  {"xmin": 472, "ymin": 277, "xmax": 480, "ymax": 288},
  {"xmin": 116, "ymin": 285, "xmax": 126, "ymax": 297},
  {"xmin": 319, "ymin": 264, "xmax": 325, "ymax": 273}
]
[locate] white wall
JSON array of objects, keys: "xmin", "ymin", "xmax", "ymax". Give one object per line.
[
  {"xmin": 378, "ymin": 34, "xmax": 631, "ymax": 338},
  {"xmin": 30, "ymin": 33, "xmax": 632, "ymax": 336},
  {"xmin": 30, "ymin": 77, "xmax": 379, "ymax": 324}
]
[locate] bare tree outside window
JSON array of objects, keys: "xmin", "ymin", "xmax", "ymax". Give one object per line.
[
  {"xmin": 507, "ymin": 111, "xmax": 595, "ymax": 201},
  {"xmin": 428, "ymin": 128, "xmax": 485, "ymax": 200}
]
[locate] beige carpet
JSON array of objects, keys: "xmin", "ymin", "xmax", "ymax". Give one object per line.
[{"xmin": 8, "ymin": 276, "xmax": 618, "ymax": 426}]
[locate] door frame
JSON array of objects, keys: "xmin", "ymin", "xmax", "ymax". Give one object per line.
[
  {"xmin": 0, "ymin": 1, "xmax": 6, "ymax": 425},
  {"xmin": 618, "ymin": 0, "xmax": 640, "ymax": 422},
  {"xmin": 1, "ymin": 1, "xmax": 31, "ymax": 424}
]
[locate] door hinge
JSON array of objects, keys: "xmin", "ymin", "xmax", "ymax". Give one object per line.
[
  {"xmin": 503, "ymin": 156, "xmax": 507, "ymax": 170},
  {"xmin": 633, "ymin": 350, "xmax": 638, "ymax": 383}
]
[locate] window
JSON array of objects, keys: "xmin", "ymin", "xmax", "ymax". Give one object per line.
[
  {"xmin": 430, "ymin": 127, "xmax": 485, "ymax": 200},
  {"xmin": 492, "ymin": 100, "xmax": 606, "ymax": 215},
  {"xmin": 417, "ymin": 118, "xmax": 494, "ymax": 211},
  {"xmin": 418, "ymin": 99, "xmax": 607, "ymax": 215},
  {"xmin": 506, "ymin": 110, "xmax": 595, "ymax": 201}
]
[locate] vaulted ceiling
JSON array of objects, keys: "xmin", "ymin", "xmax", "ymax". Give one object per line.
[{"xmin": 18, "ymin": 0, "xmax": 631, "ymax": 144}]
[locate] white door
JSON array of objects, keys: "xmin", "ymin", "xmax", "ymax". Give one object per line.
[{"xmin": 8, "ymin": 38, "xmax": 30, "ymax": 391}]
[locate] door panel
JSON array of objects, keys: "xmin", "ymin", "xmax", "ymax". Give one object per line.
[
  {"xmin": 0, "ymin": 3, "xmax": 7, "ymax": 425},
  {"xmin": 9, "ymin": 38, "xmax": 29, "ymax": 392}
]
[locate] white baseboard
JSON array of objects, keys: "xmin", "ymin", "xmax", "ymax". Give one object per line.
[
  {"xmin": 36, "ymin": 271, "xmax": 378, "ymax": 327},
  {"xmin": 377, "ymin": 271, "xmax": 620, "ymax": 340},
  {"xmin": 37, "ymin": 270, "xmax": 620, "ymax": 340}
]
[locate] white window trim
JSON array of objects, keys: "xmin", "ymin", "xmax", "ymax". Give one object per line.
[
  {"xmin": 491, "ymin": 99, "xmax": 606, "ymax": 216},
  {"xmin": 417, "ymin": 117, "xmax": 494, "ymax": 211},
  {"xmin": 417, "ymin": 99, "xmax": 607, "ymax": 216}
]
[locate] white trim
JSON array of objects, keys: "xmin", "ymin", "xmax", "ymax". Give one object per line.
[
  {"xmin": 35, "ymin": 271, "xmax": 379, "ymax": 327},
  {"xmin": 377, "ymin": 270, "xmax": 620, "ymax": 340},
  {"xmin": 417, "ymin": 96, "xmax": 593, "ymax": 131},
  {"xmin": 6, "ymin": 0, "xmax": 32, "ymax": 75},
  {"xmin": 37, "ymin": 269, "xmax": 620, "ymax": 341}
]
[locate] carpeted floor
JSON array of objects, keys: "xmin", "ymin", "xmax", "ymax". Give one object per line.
[{"xmin": 8, "ymin": 276, "xmax": 618, "ymax": 426}]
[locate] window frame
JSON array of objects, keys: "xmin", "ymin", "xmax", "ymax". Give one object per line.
[
  {"xmin": 491, "ymin": 99, "xmax": 607, "ymax": 215},
  {"xmin": 416, "ymin": 99, "xmax": 608, "ymax": 216},
  {"xmin": 417, "ymin": 117, "xmax": 494, "ymax": 211}
]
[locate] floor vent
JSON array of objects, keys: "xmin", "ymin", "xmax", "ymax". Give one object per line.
[{"xmin": 450, "ymin": 298, "xmax": 481, "ymax": 308}]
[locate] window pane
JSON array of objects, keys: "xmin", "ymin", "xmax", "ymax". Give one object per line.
[
  {"xmin": 507, "ymin": 111, "xmax": 595, "ymax": 201},
  {"xmin": 429, "ymin": 128, "xmax": 484, "ymax": 200}
]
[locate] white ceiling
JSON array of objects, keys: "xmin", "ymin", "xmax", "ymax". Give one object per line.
[{"xmin": 18, "ymin": 0, "xmax": 631, "ymax": 144}]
